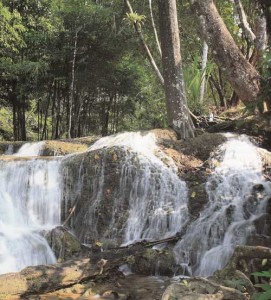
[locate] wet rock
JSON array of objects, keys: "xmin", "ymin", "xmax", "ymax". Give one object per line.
[
  {"xmin": 0, "ymin": 141, "xmax": 24, "ymax": 155},
  {"xmin": 252, "ymin": 183, "xmax": 265, "ymax": 192},
  {"xmin": 247, "ymin": 234, "xmax": 271, "ymax": 248},
  {"xmin": 178, "ymin": 133, "xmax": 227, "ymax": 161},
  {"xmin": 253, "ymin": 213, "xmax": 271, "ymax": 236},
  {"xmin": 61, "ymin": 147, "xmax": 131, "ymax": 244},
  {"xmin": 184, "ymin": 170, "xmax": 209, "ymax": 219},
  {"xmin": 129, "ymin": 248, "xmax": 178, "ymax": 276},
  {"xmin": 45, "ymin": 226, "xmax": 85, "ymax": 261}
]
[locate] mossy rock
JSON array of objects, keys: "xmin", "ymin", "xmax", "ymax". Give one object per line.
[
  {"xmin": 43, "ymin": 141, "xmax": 88, "ymax": 156},
  {"xmin": 0, "ymin": 141, "xmax": 25, "ymax": 155},
  {"xmin": 178, "ymin": 133, "xmax": 227, "ymax": 161},
  {"xmin": 45, "ymin": 226, "xmax": 84, "ymax": 261},
  {"xmin": 129, "ymin": 248, "xmax": 178, "ymax": 276}
]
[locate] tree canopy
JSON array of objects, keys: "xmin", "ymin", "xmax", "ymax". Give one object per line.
[{"xmin": 0, "ymin": 0, "xmax": 269, "ymax": 140}]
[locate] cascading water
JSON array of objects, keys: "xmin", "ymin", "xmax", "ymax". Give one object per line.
[
  {"xmin": 92, "ymin": 132, "xmax": 189, "ymax": 244},
  {"xmin": 13, "ymin": 141, "xmax": 45, "ymax": 156},
  {"xmin": 0, "ymin": 143, "xmax": 62, "ymax": 275},
  {"xmin": 63, "ymin": 132, "xmax": 189, "ymax": 245},
  {"xmin": 2, "ymin": 132, "xmax": 269, "ymax": 279},
  {"xmin": 174, "ymin": 134, "xmax": 271, "ymax": 276}
]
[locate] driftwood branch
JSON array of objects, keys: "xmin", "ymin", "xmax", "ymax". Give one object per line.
[{"xmin": 108, "ymin": 233, "xmax": 181, "ymax": 250}]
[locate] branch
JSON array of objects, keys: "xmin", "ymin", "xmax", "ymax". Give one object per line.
[
  {"xmin": 234, "ymin": 0, "xmax": 256, "ymax": 42},
  {"xmin": 199, "ymin": 40, "xmax": 208, "ymax": 103},
  {"xmin": 149, "ymin": 0, "xmax": 162, "ymax": 57},
  {"xmin": 124, "ymin": 0, "xmax": 164, "ymax": 86}
]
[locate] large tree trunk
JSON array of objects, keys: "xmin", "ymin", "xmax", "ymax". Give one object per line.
[
  {"xmin": 190, "ymin": 0, "xmax": 261, "ymax": 106},
  {"xmin": 158, "ymin": 0, "xmax": 194, "ymax": 139}
]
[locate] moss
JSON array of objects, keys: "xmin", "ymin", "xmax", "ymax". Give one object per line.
[{"xmin": 43, "ymin": 141, "xmax": 88, "ymax": 156}]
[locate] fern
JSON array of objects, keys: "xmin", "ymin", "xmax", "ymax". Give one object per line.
[{"xmin": 252, "ymin": 269, "xmax": 271, "ymax": 300}]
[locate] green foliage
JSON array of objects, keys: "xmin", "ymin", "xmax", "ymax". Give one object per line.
[
  {"xmin": 0, "ymin": 0, "xmax": 268, "ymax": 140},
  {"xmin": 124, "ymin": 12, "xmax": 146, "ymax": 26},
  {"xmin": 0, "ymin": 107, "xmax": 14, "ymax": 140},
  {"xmin": 224, "ymin": 279, "xmax": 247, "ymax": 292},
  {"xmin": 0, "ymin": 2, "xmax": 26, "ymax": 53},
  {"xmin": 252, "ymin": 269, "xmax": 271, "ymax": 300},
  {"xmin": 184, "ymin": 55, "xmax": 215, "ymax": 113}
]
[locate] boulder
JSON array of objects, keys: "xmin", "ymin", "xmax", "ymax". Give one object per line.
[
  {"xmin": 45, "ymin": 226, "xmax": 86, "ymax": 261},
  {"xmin": 161, "ymin": 278, "xmax": 246, "ymax": 300}
]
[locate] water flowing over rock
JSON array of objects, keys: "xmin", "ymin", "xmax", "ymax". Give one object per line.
[
  {"xmin": 174, "ymin": 134, "xmax": 271, "ymax": 276},
  {"xmin": 1, "ymin": 130, "xmax": 271, "ymax": 290},
  {"xmin": 61, "ymin": 132, "xmax": 189, "ymax": 246},
  {"xmin": 0, "ymin": 144, "xmax": 62, "ymax": 274},
  {"xmin": 13, "ymin": 141, "xmax": 45, "ymax": 156}
]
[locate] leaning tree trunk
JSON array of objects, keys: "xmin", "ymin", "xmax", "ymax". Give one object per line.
[
  {"xmin": 190, "ymin": 0, "xmax": 261, "ymax": 106},
  {"xmin": 158, "ymin": 0, "xmax": 194, "ymax": 139}
]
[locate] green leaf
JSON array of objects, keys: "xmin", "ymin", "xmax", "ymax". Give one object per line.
[
  {"xmin": 255, "ymin": 284, "xmax": 271, "ymax": 292},
  {"xmin": 252, "ymin": 271, "xmax": 271, "ymax": 278},
  {"xmin": 254, "ymin": 289, "xmax": 271, "ymax": 300}
]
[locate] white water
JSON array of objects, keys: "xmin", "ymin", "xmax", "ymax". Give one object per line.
[
  {"xmin": 0, "ymin": 143, "xmax": 62, "ymax": 275},
  {"xmin": 83, "ymin": 132, "xmax": 189, "ymax": 244},
  {"xmin": 1, "ymin": 133, "xmax": 270, "ymax": 278},
  {"xmin": 174, "ymin": 134, "xmax": 271, "ymax": 276},
  {"xmin": 14, "ymin": 141, "xmax": 45, "ymax": 156}
]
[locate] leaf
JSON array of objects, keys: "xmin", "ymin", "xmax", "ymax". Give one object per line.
[
  {"xmin": 191, "ymin": 191, "xmax": 196, "ymax": 198},
  {"xmin": 112, "ymin": 153, "xmax": 118, "ymax": 161},
  {"xmin": 254, "ymin": 288, "xmax": 271, "ymax": 300},
  {"xmin": 252, "ymin": 271, "xmax": 271, "ymax": 278},
  {"xmin": 255, "ymin": 284, "xmax": 271, "ymax": 292},
  {"xmin": 94, "ymin": 154, "xmax": 100, "ymax": 160}
]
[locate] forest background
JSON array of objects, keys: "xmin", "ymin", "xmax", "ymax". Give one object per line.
[{"xmin": 0, "ymin": 0, "xmax": 270, "ymax": 141}]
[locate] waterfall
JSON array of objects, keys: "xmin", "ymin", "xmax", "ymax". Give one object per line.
[
  {"xmin": 1, "ymin": 132, "xmax": 270, "ymax": 278},
  {"xmin": 63, "ymin": 132, "xmax": 189, "ymax": 245},
  {"xmin": 92, "ymin": 132, "xmax": 188, "ymax": 244},
  {"xmin": 13, "ymin": 141, "xmax": 45, "ymax": 156},
  {"xmin": 0, "ymin": 144, "xmax": 62, "ymax": 275},
  {"xmin": 174, "ymin": 134, "xmax": 271, "ymax": 276}
]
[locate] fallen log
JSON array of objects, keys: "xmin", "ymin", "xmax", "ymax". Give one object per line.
[
  {"xmin": 0, "ymin": 238, "xmax": 176, "ymax": 298},
  {"xmin": 0, "ymin": 258, "xmax": 100, "ymax": 298}
]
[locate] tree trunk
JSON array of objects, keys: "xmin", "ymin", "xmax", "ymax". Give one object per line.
[
  {"xmin": 257, "ymin": 0, "xmax": 271, "ymax": 40},
  {"xmin": 124, "ymin": 0, "xmax": 164, "ymax": 86},
  {"xmin": 234, "ymin": 0, "xmax": 256, "ymax": 42},
  {"xmin": 158, "ymin": 0, "xmax": 194, "ymax": 139},
  {"xmin": 199, "ymin": 40, "xmax": 208, "ymax": 103},
  {"xmin": 149, "ymin": 0, "xmax": 162, "ymax": 57},
  {"xmin": 190, "ymin": 0, "xmax": 261, "ymax": 106},
  {"xmin": 209, "ymin": 75, "xmax": 227, "ymax": 108},
  {"xmin": 68, "ymin": 28, "xmax": 79, "ymax": 139}
]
